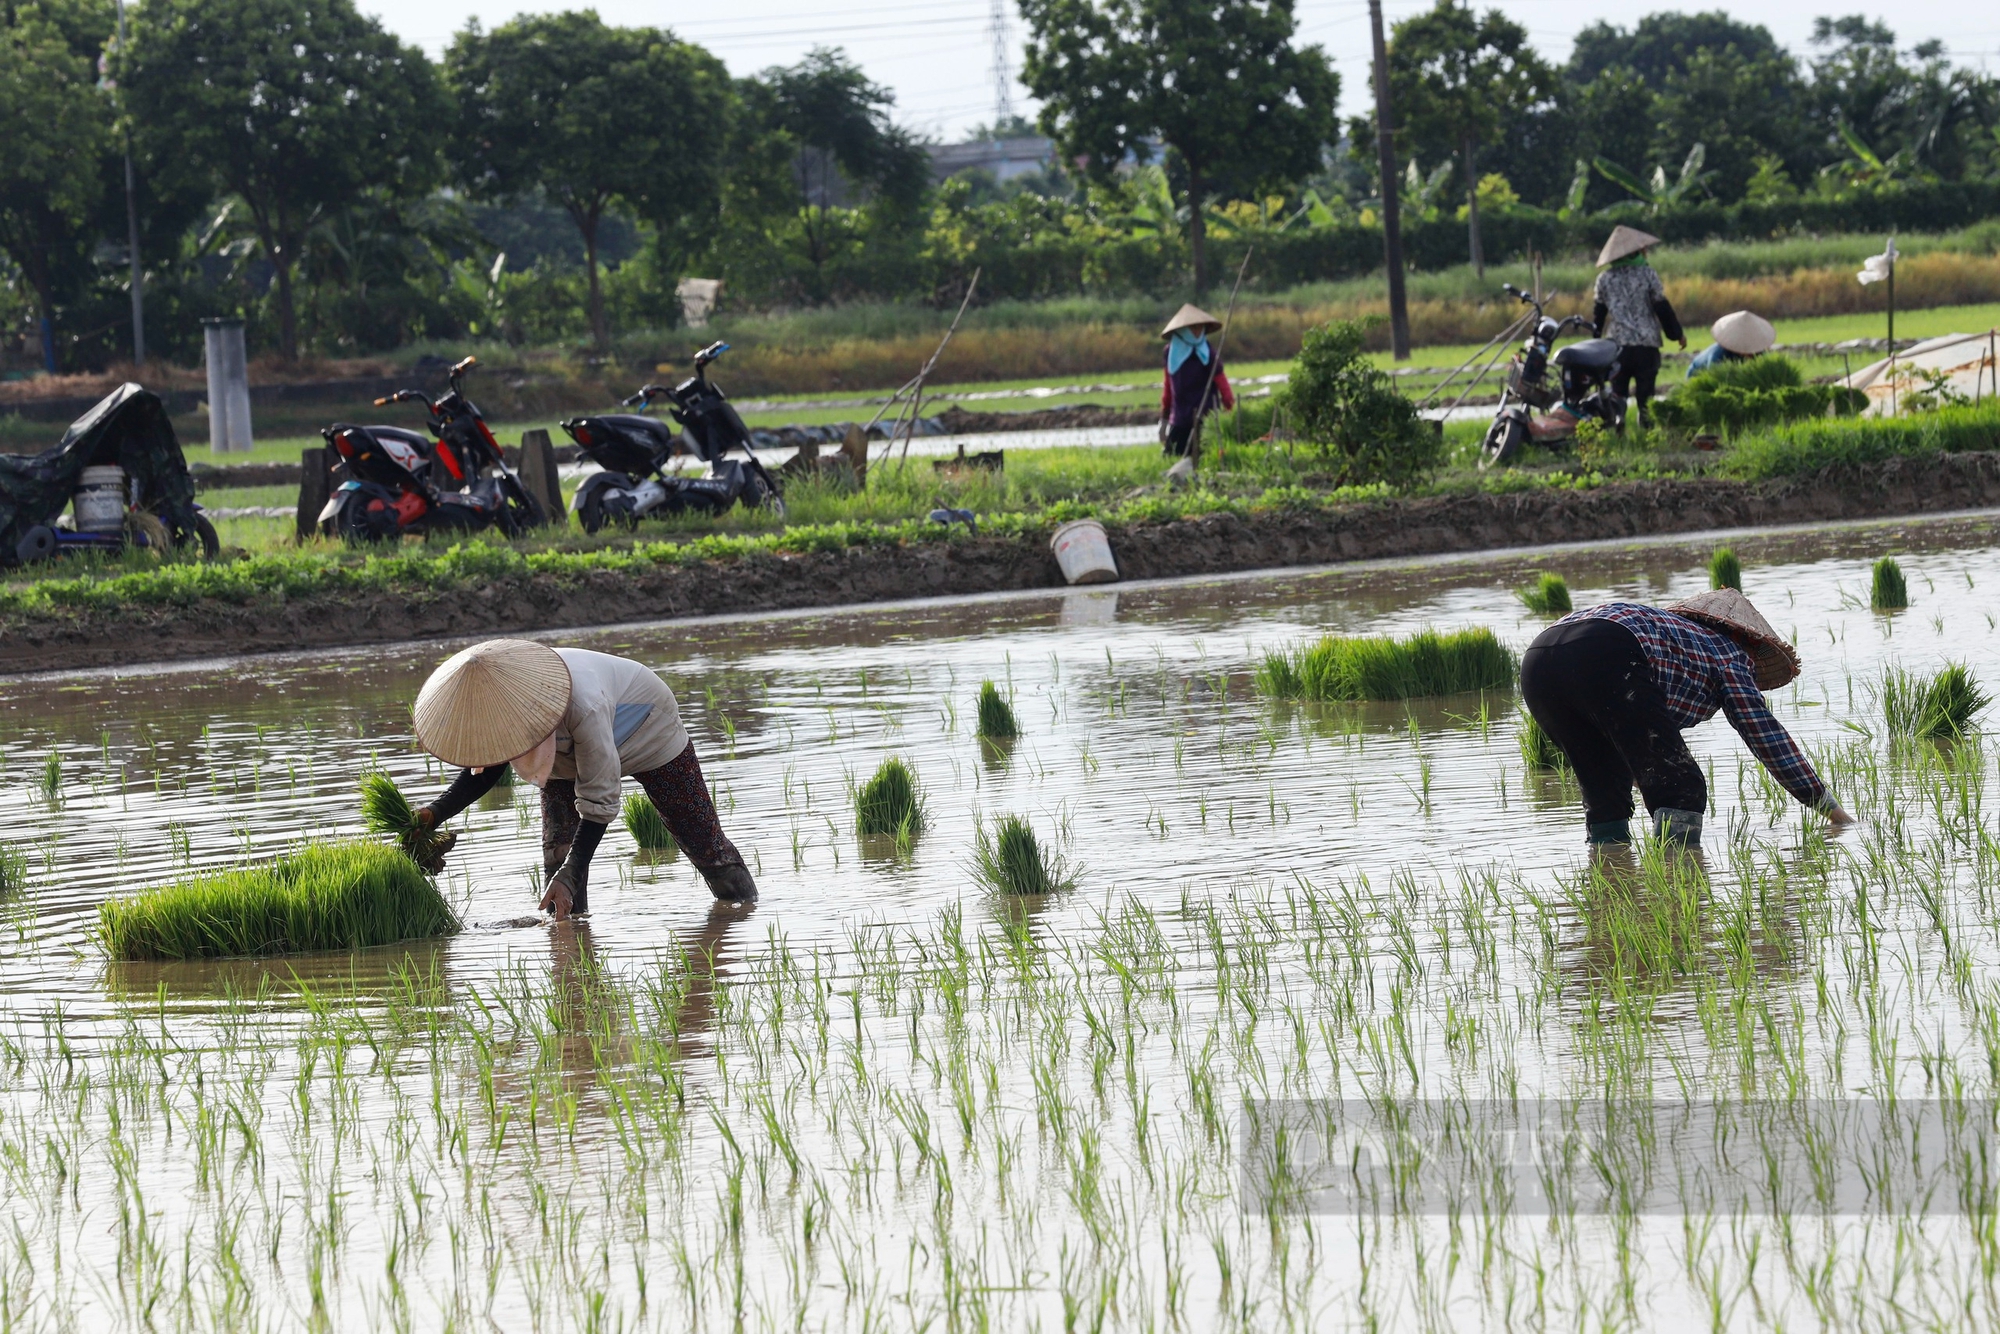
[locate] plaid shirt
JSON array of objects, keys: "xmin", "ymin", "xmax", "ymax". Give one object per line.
[{"xmin": 1558, "ymin": 602, "xmax": 1831, "ymax": 809}]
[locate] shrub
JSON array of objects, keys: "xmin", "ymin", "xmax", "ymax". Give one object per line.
[
  {"xmin": 1519, "ymin": 714, "xmax": 1569, "ymax": 769},
  {"xmin": 1870, "ymin": 557, "xmax": 1909, "ymax": 611},
  {"xmin": 98, "ymin": 841, "xmax": 461, "ymax": 961},
  {"xmin": 1517, "ymin": 572, "xmax": 1572, "ymax": 616},
  {"xmin": 976, "ymin": 681, "xmax": 1020, "ymax": 739},
  {"xmin": 1277, "ymin": 319, "xmax": 1442, "ymax": 490},
  {"xmin": 855, "ymin": 756, "xmax": 926, "ymax": 841},
  {"xmin": 972, "ymin": 815, "xmax": 1074, "ymax": 895},
  {"xmin": 1882, "ymin": 663, "xmax": 1990, "ymax": 740},
  {"xmin": 622, "ymin": 793, "xmax": 678, "ymax": 853},
  {"xmin": 1256, "ymin": 627, "xmax": 1517, "ymax": 701},
  {"xmin": 1709, "ymin": 547, "xmax": 1742, "ymax": 591}
]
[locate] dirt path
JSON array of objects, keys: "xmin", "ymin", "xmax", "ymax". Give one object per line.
[{"xmin": 6, "ymin": 452, "xmax": 1998, "ymax": 675}]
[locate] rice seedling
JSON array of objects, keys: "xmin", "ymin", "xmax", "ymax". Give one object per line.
[
  {"xmin": 622, "ymin": 792, "xmax": 678, "ymax": 854},
  {"xmin": 1881, "ymin": 663, "xmax": 1990, "ymax": 740},
  {"xmin": 97, "ymin": 840, "xmax": 461, "ymax": 960},
  {"xmin": 1870, "ymin": 557, "xmax": 1909, "ymax": 611},
  {"xmin": 1709, "ymin": 547, "xmax": 1742, "ymax": 591},
  {"xmin": 37, "ymin": 750, "xmax": 59, "ymax": 804},
  {"xmin": 0, "ymin": 843, "xmax": 25, "ymax": 896},
  {"xmin": 853, "ymin": 756, "xmax": 926, "ymax": 843},
  {"xmin": 972, "ymin": 815, "xmax": 1074, "ymax": 895},
  {"xmin": 359, "ymin": 771, "xmax": 455, "ymax": 872},
  {"xmin": 1518, "ymin": 713, "xmax": 1569, "ymax": 769},
  {"xmin": 975, "ymin": 681, "xmax": 1020, "ymax": 739},
  {"xmin": 1516, "ymin": 572, "xmax": 1572, "ymax": 615},
  {"xmin": 1255, "ymin": 627, "xmax": 1516, "ymax": 701}
]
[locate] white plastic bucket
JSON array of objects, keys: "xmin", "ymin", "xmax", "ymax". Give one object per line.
[
  {"xmin": 74, "ymin": 465, "xmax": 127, "ymax": 534},
  {"xmin": 1050, "ymin": 518, "xmax": 1119, "ymax": 585}
]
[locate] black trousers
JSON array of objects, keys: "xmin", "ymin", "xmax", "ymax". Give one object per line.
[
  {"xmin": 1612, "ymin": 345, "xmax": 1662, "ymax": 420},
  {"xmin": 1519, "ymin": 618, "xmax": 1706, "ymax": 827}
]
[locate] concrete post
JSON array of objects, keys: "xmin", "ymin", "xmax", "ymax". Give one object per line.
[
  {"xmin": 202, "ymin": 318, "xmax": 254, "ymax": 454},
  {"xmin": 296, "ymin": 447, "xmax": 330, "ymax": 541},
  {"xmin": 519, "ymin": 429, "xmax": 565, "ymax": 524}
]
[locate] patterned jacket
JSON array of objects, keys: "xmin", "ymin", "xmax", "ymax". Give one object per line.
[{"xmin": 1592, "ymin": 263, "xmax": 1685, "ymax": 349}]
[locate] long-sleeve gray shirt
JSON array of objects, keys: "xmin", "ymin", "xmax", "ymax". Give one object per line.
[{"xmin": 549, "ymin": 648, "xmax": 690, "ymax": 822}]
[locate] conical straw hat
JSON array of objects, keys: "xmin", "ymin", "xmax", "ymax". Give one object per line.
[
  {"xmin": 1666, "ymin": 589, "xmax": 1801, "ymax": 690},
  {"xmin": 1596, "ymin": 225, "xmax": 1662, "ymax": 267},
  {"xmin": 413, "ymin": 639, "xmax": 572, "ymax": 767},
  {"xmin": 1711, "ymin": 310, "xmax": 1776, "ymax": 356},
  {"xmin": 1161, "ymin": 304, "xmax": 1221, "ymax": 338}
]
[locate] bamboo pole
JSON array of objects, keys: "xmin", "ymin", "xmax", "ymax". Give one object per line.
[
  {"xmin": 891, "ymin": 268, "xmax": 982, "ymax": 469},
  {"xmin": 1193, "ymin": 248, "xmax": 1253, "ymax": 468}
]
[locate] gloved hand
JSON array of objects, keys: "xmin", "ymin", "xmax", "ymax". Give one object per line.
[
  {"xmin": 403, "ymin": 806, "xmax": 457, "ymax": 875},
  {"xmin": 539, "ymin": 819, "xmax": 606, "ymax": 919}
]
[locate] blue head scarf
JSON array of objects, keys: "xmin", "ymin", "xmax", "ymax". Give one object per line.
[{"xmin": 1167, "ymin": 329, "xmax": 1211, "ymax": 375}]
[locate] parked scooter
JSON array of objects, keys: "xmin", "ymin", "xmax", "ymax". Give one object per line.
[
  {"xmin": 318, "ymin": 356, "xmax": 547, "ymax": 542},
  {"xmin": 559, "ymin": 341, "xmax": 784, "ymax": 533},
  {"xmin": 1478, "ymin": 285, "xmax": 1627, "ymax": 469},
  {"xmin": 1, "ymin": 383, "xmax": 218, "ymax": 566}
]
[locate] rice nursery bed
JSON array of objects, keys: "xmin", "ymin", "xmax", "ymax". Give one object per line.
[{"xmin": 7, "ymin": 513, "xmax": 2000, "ymax": 1329}]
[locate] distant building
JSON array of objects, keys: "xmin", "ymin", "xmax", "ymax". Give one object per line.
[{"xmin": 927, "ymin": 136, "xmax": 1056, "ymax": 184}]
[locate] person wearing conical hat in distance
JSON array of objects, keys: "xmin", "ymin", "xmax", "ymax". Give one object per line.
[
  {"xmin": 1159, "ymin": 304, "xmax": 1234, "ymax": 482},
  {"xmin": 401, "ymin": 639, "xmax": 757, "ymax": 917},
  {"xmin": 1592, "ymin": 225, "xmax": 1686, "ymax": 430},
  {"xmin": 1687, "ymin": 310, "xmax": 1776, "ymax": 379},
  {"xmin": 1519, "ymin": 589, "xmax": 1854, "ymax": 848}
]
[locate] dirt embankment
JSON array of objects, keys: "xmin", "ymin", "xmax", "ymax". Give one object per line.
[{"xmin": 7, "ymin": 453, "xmax": 1998, "ymax": 675}]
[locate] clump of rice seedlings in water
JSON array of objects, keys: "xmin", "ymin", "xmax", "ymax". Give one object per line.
[
  {"xmin": 1709, "ymin": 547, "xmax": 1742, "ymax": 591},
  {"xmin": 1871, "ymin": 557, "xmax": 1909, "ymax": 611},
  {"xmin": 359, "ymin": 771, "xmax": 455, "ymax": 872},
  {"xmin": 0, "ymin": 844, "xmax": 25, "ymax": 896},
  {"xmin": 973, "ymin": 815, "xmax": 1074, "ymax": 895},
  {"xmin": 854, "ymin": 756, "xmax": 926, "ymax": 842},
  {"xmin": 38, "ymin": 751, "xmax": 60, "ymax": 805},
  {"xmin": 1255, "ymin": 627, "xmax": 1516, "ymax": 702},
  {"xmin": 1882, "ymin": 663, "xmax": 1990, "ymax": 740},
  {"xmin": 98, "ymin": 840, "xmax": 461, "ymax": 961},
  {"xmin": 975, "ymin": 681, "xmax": 1019, "ymax": 738},
  {"xmin": 622, "ymin": 792, "xmax": 678, "ymax": 854},
  {"xmin": 1516, "ymin": 572, "xmax": 1572, "ymax": 615},
  {"xmin": 1519, "ymin": 714, "xmax": 1569, "ymax": 769}
]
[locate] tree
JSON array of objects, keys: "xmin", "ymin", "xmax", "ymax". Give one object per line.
[
  {"xmin": 1567, "ymin": 11, "xmax": 1783, "ymax": 88},
  {"xmin": 1020, "ymin": 0, "xmax": 1338, "ymax": 293},
  {"xmin": 0, "ymin": 1, "xmax": 109, "ymax": 371},
  {"xmin": 1385, "ymin": 1, "xmax": 1551, "ymax": 276},
  {"xmin": 1651, "ymin": 47, "xmax": 1812, "ymax": 202},
  {"xmin": 118, "ymin": 0, "xmax": 440, "ymax": 361},
  {"xmin": 448, "ymin": 13, "xmax": 728, "ymax": 351}
]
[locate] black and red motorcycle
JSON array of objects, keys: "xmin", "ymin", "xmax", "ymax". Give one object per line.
[{"xmin": 318, "ymin": 356, "xmax": 547, "ymax": 542}]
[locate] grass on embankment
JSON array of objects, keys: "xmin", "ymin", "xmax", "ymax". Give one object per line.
[
  {"xmin": 1256, "ymin": 628, "xmax": 1516, "ymax": 702},
  {"xmin": 98, "ymin": 841, "xmax": 461, "ymax": 960}
]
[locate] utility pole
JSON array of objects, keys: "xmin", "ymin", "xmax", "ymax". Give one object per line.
[
  {"xmin": 112, "ymin": 0, "xmax": 145, "ymax": 366},
  {"xmin": 1369, "ymin": 0, "xmax": 1411, "ymax": 361}
]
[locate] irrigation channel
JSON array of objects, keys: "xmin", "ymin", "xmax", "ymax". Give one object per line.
[{"xmin": 5, "ymin": 514, "xmax": 2000, "ymax": 1330}]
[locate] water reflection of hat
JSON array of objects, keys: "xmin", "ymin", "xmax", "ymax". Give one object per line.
[
  {"xmin": 414, "ymin": 639, "xmax": 572, "ymax": 767},
  {"xmin": 1711, "ymin": 310, "xmax": 1776, "ymax": 355},
  {"xmin": 1596, "ymin": 225, "xmax": 1662, "ymax": 267},
  {"xmin": 1161, "ymin": 304, "xmax": 1221, "ymax": 338},
  {"xmin": 1667, "ymin": 589, "xmax": 1802, "ymax": 690}
]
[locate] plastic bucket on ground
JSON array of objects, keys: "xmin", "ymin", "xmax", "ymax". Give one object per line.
[
  {"xmin": 74, "ymin": 465, "xmax": 127, "ymax": 534},
  {"xmin": 1050, "ymin": 518, "xmax": 1119, "ymax": 585}
]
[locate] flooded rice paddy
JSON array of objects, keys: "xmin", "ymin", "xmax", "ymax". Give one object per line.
[{"xmin": 5, "ymin": 514, "xmax": 2000, "ymax": 1330}]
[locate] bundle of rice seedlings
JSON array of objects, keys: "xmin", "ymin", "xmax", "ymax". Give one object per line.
[
  {"xmin": 1518, "ymin": 714, "xmax": 1569, "ymax": 769},
  {"xmin": 972, "ymin": 815, "xmax": 1075, "ymax": 896},
  {"xmin": 622, "ymin": 792, "xmax": 678, "ymax": 854},
  {"xmin": 0, "ymin": 844, "xmax": 26, "ymax": 896},
  {"xmin": 38, "ymin": 751, "xmax": 60, "ymax": 805},
  {"xmin": 1708, "ymin": 547, "xmax": 1742, "ymax": 591},
  {"xmin": 1255, "ymin": 628, "xmax": 1517, "ymax": 702},
  {"xmin": 1882, "ymin": 663, "xmax": 1990, "ymax": 740},
  {"xmin": 1516, "ymin": 572, "xmax": 1572, "ymax": 616},
  {"xmin": 855, "ymin": 756, "xmax": 926, "ymax": 841},
  {"xmin": 98, "ymin": 840, "xmax": 461, "ymax": 961},
  {"xmin": 975, "ymin": 681, "xmax": 1020, "ymax": 739},
  {"xmin": 359, "ymin": 772, "xmax": 455, "ymax": 873},
  {"xmin": 1870, "ymin": 557, "xmax": 1909, "ymax": 611}
]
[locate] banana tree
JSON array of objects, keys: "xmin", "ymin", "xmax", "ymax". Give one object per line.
[{"xmin": 1592, "ymin": 143, "xmax": 1714, "ymax": 214}]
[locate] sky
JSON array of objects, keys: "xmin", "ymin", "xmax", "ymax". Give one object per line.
[{"xmin": 364, "ymin": 0, "xmax": 2000, "ymax": 145}]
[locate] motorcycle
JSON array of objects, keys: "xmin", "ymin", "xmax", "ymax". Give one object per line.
[
  {"xmin": 1478, "ymin": 285, "xmax": 1627, "ymax": 470},
  {"xmin": 1, "ymin": 383, "xmax": 218, "ymax": 566},
  {"xmin": 318, "ymin": 356, "xmax": 547, "ymax": 542},
  {"xmin": 559, "ymin": 341, "xmax": 784, "ymax": 534}
]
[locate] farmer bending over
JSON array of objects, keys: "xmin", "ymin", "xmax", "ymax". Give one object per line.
[
  {"xmin": 1520, "ymin": 590, "xmax": 1854, "ymax": 848},
  {"xmin": 405, "ymin": 638, "xmax": 757, "ymax": 916}
]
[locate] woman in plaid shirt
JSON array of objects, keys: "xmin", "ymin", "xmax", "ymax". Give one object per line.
[{"xmin": 1519, "ymin": 590, "xmax": 1854, "ymax": 848}]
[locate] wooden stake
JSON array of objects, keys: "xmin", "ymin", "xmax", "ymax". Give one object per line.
[{"xmin": 891, "ymin": 268, "xmax": 982, "ymax": 470}]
